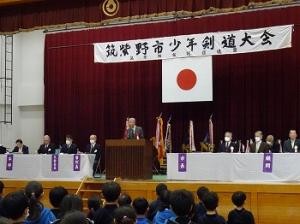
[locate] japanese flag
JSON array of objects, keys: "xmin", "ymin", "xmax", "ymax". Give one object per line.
[{"xmin": 162, "ymin": 56, "xmax": 213, "ymax": 103}]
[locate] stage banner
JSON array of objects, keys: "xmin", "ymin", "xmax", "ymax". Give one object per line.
[
  {"xmin": 94, "ymin": 24, "xmax": 293, "ymax": 63},
  {"xmin": 51, "ymin": 155, "xmax": 59, "ymax": 172},
  {"xmin": 73, "ymin": 154, "xmax": 81, "ymax": 171},
  {"xmin": 6, "ymin": 154, "xmax": 13, "ymax": 171},
  {"xmin": 263, "ymin": 153, "xmax": 273, "ymax": 173},
  {"xmin": 178, "ymin": 153, "xmax": 187, "ymax": 172}
]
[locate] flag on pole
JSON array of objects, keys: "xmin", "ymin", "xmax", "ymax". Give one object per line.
[
  {"xmin": 164, "ymin": 116, "xmax": 172, "ymax": 153},
  {"xmin": 189, "ymin": 120, "xmax": 196, "ymax": 152},
  {"xmin": 245, "ymin": 140, "xmax": 250, "ymax": 153},
  {"xmin": 123, "ymin": 118, "xmax": 129, "ymax": 139},
  {"xmin": 209, "ymin": 115, "xmax": 214, "ymax": 146},
  {"xmin": 278, "ymin": 139, "xmax": 283, "ymax": 153},
  {"xmin": 155, "ymin": 114, "xmax": 165, "ymax": 164}
]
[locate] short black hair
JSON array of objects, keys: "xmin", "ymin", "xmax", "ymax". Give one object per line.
[
  {"xmin": 66, "ymin": 135, "xmax": 73, "ymax": 140},
  {"xmin": 114, "ymin": 206, "xmax": 136, "ymax": 224},
  {"xmin": 118, "ymin": 193, "xmax": 132, "ymax": 207},
  {"xmin": 232, "ymin": 191, "xmax": 246, "ymax": 207},
  {"xmin": 197, "ymin": 186, "xmax": 209, "ymax": 201},
  {"xmin": 49, "ymin": 186, "xmax": 68, "ymax": 208},
  {"xmin": 102, "ymin": 181, "xmax": 121, "ymax": 202},
  {"xmin": 158, "ymin": 190, "xmax": 171, "ymax": 211},
  {"xmin": 2, "ymin": 190, "xmax": 29, "ymax": 220},
  {"xmin": 16, "ymin": 139, "xmax": 23, "ymax": 144},
  {"xmin": 60, "ymin": 194, "xmax": 83, "ymax": 217},
  {"xmin": 0, "ymin": 181, "xmax": 4, "ymax": 194},
  {"xmin": 202, "ymin": 191, "xmax": 219, "ymax": 211},
  {"xmin": 170, "ymin": 190, "xmax": 194, "ymax": 217},
  {"xmin": 132, "ymin": 197, "xmax": 149, "ymax": 215},
  {"xmin": 156, "ymin": 183, "xmax": 167, "ymax": 196},
  {"xmin": 60, "ymin": 211, "xmax": 88, "ymax": 224},
  {"xmin": 88, "ymin": 196, "xmax": 101, "ymax": 211}
]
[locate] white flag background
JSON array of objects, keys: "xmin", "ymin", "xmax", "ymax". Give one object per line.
[{"xmin": 162, "ymin": 56, "xmax": 212, "ymax": 103}]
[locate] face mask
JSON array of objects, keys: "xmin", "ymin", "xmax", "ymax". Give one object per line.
[
  {"xmin": 224, "ymin": 137, "xmax": 231, "ymax": 142},
  {"xmin": 255, "ymin": 137, "xmax": 261, "ymax": 142},
  {"xmin": 90, "ymin": 139, "xmax": 95, "ymax": 144},
  {"xmin": 66, "ymin": 140, "xmax": 71, "ymax": 145}
]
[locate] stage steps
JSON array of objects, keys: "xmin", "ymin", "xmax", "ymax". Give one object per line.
[{"xmin": 75, "ymin": 177, "xmax": 104, "ymax": 211}]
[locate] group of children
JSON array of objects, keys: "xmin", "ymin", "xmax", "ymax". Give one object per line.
[{"xmin": 0, "ymin": 181, "xmax": 255, "ymax": 224}]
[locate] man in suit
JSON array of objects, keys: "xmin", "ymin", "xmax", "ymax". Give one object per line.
[
  {"xmin": 12, "ymin": 139, "xmax": 29, "ymax": 154},
  {"xmin": 37, "ymin": 135, "xmax": 56, "ymax": 154},
  {"xmin": 127, "ymin": 117, "xmax": 144, "ymax": 139},
  {"xmin": 218, "ymin": 131, "xmax": 238, "ymax": 153},
  {"xmin": 61, "ymin": 135, "xmax": 78, "ymax": 154},
  {"xmin": 283, "ymin": 130, "xmax": 300, "ymax": 153},
  {"xmin": 85, "ymin": 134, "xmax": 102, "ymax": 176},
  {"xmin": 266, "ymin": 135, "xmax": 281, "ymax": 153},
  {"xmin": 250, "ymin": 131, "xmax": 270, "ymax": 153}
]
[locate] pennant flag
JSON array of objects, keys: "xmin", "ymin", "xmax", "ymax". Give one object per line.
[
  {"xmin": 189, "ymin": 120, "xmax": 196, "ymax": 152},
  {"xmin": 155, "ymin": 115, "xmax": 165, "ymax": 164},
  {"xmin": 278, "ymin": 139, "xmax": 283, "ymax": 153},
  {"xmin": 123, "ymin": 118, "xmax": 129, "ymax": 139},
  {"xmin": 209, "ymin": 115, "xmax": 214, "ymax": 146},
  {"xmin": 245, "ymin": 140, "xmax": 250, "ymax": 153},
  {"xmin": 162, "ymin": 56, "xmax": 213, "ymax": 103},
  {"xmin": 164, "ymin": 116, "xmax": 172, "ymax": 153}
]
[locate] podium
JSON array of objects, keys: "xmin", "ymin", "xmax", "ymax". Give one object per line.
[{"xmin": 105, "ymin": 139, "xmax": 153, "ymax": 180}]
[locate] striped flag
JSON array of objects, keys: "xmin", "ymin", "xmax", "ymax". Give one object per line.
[
  {"xmin": 155, "ymin": 115, "xmax": 165, "ymax": 164},
  {"xmin": 123, "ymin": 118, "xmax": 129, "ymax": 139},
  {"xmin": 189, "ymin": 120, "xmax": 196, "ymax": 152},
  {"xmin": 164, "ymin": 116, "xmax": 172, "ymax": 153}
]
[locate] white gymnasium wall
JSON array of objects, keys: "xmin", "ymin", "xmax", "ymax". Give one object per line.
[{"xmin": 0, "ymin": 30, "xmax": 45, "ymax": 152}]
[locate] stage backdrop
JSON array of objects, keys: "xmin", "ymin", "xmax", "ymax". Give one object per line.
[{"xmin": 45, "ymin": 6, "xmax": 300, "ymax": 153}]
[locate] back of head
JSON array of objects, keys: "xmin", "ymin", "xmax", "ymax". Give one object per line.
[
  {"xmin": 118, "ymin": 193, "xmax": 132, "ymax": 207},
  {"xmin": 132, "ymin": 197, "xmax": 149, "ymax": 215},
  {"xmin": 202, "ymin": 192, "xmax": 219, "ymax": 211},
  {"xmin": 197, "ymin": 186, "xmax": 209, "ymax": 201},
  {"xmin": 102, "ymin": 181, "xmax": 121, "ymax": 203},
  {"xmin": 114, "ymin": 206, "xmax": 136, "ymax": 224},
  {"xmin": 0, "ymin": 181, "xmax": 4, "ymax": 195},
  {"xmin": 232, "ymin": 191, "xmax": 246, "ymax": 207},
  {"xmin": 156, "ymin": 183, "xmax": 167, "ymax": 197},
  {"xmin": 170, "ymin": 189, "xmax": 194, "ymax": 217},
  {"xmin": 158, "ymin": 189, "xmax": 171, "ymax": 211},
  {"xmin": 49, "ymin": 186, "xmax": 68, "ymax": 208},
  {"xmin": 24, "ymin": 181, "xmax": 44, "ymax": 221},
  {"xmin": 60, "ymin": 211, "xmax": 88, "ymax": 224},
  {"xmin": 2, "ymin": 190, "xmax": 29, "ymax": 221},
  {"xmin": 60, "ymin": 194, "xmax": 83, "ymax": 217},
  {"xmin": 87, "ymin": 196, "xmax": 101, "ymax": 211}
]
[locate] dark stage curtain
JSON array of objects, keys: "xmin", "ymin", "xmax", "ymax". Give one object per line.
[
  {"xmin": 0, "ymin": 0, "xmax": 274, "ymax": 33},
  {"xmin": 45, "ymin": 6, "xmax": 300, "ymax": 153}
]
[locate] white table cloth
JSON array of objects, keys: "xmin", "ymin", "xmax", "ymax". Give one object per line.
[
  {"xmin": 0, "ymin": 154, "xmax": 95, "ymax": 180},
  {"xmin": 167, "ymin": 153, "xmax": 300, "ymax": 182}
]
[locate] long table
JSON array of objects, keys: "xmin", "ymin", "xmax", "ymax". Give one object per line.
[
  {"xmin": 0, "ymin": 154, "xmax": 95, "ymax": 180},
  {"xmin": 167, "ymin": 153, "xmax": 300, "ymax": 182}
]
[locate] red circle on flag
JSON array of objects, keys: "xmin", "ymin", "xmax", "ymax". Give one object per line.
[{"xmin": 176, "ymin": 69, "xmax": 197, "ymax": 90}]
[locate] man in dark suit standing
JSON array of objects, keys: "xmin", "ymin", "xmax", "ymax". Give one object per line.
[
  {"xmin": 12, "ymin": 139, "xmax": 29, "ymax": 154},
  {"xmin": 85, "ymin": 134, "xmax": 102, "ymax": 176},
  {"xmin": 218, "ymin": 131, "xmax": 238, "ymax": 153},
  {"xmin": 250, "ymin": 131, "xmax": 270, "ymax": 153},
  {"xmin": 61, "ymin": 135, "xmax": 78, "ymax": 154},
  {"xmin": 37, "ymin": 135, "xmax": 56, "ymax": 154},
  {"xmin": 283, "ymin": 130, "xmax": 300, "ymax": 153},
  {"xmin": 127, "ymin": 117, "xmax": 144, "ymax": 139}
]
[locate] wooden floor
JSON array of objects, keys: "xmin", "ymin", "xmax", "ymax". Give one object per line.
[{"xmin": 1, "ymin": 178, "xmax": 300, "ymax": 224}]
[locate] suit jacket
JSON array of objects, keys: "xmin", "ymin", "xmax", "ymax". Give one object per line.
[
  {"xmin": 85, "ymin": 143, "xmax": 101, "ymax": 161},
  {"xmin": 269, "ymin": 142, "xmax": 281, "ymax": 153},
  {"xmin": 250, "ymin": 142, "xmax": 270, "ymax": 153},
  {"xmin": 37, "ymin": 143, "xmax": 56, "ymax": 154},
  {"xmin": 127, "ymin": 126, "xmax": 144, "ymax": 139},
  {"xmin": 218, "ymin": 141, "xmax": 238, "ymax": 153},
  {"xmin": 0, "ymin": 146, "xmax": 6, "ymax": 154},
  {"xmin": 283, "ymin": 139, "xmax": 300, "ymax": 153},
  {"xmin": 12, "ymin": 145, "xmax": 29, "ymax": 154},
  {"xmin": 61, "ymin": 143, "xmax": 78, "ymax": 154}
]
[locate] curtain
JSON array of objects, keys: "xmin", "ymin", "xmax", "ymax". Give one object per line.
[
  {"xmin": 45, "ymin": 6, "xmax": 300, "ymax": 155},
  {"xmin": 1, "ymin": 0, "xmax": 275, "ymax": 33}
]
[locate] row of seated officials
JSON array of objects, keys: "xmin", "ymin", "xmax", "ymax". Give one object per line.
[{"xmin": 0, "ymin": 180, "xmax": 254, "ymax": 224}]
